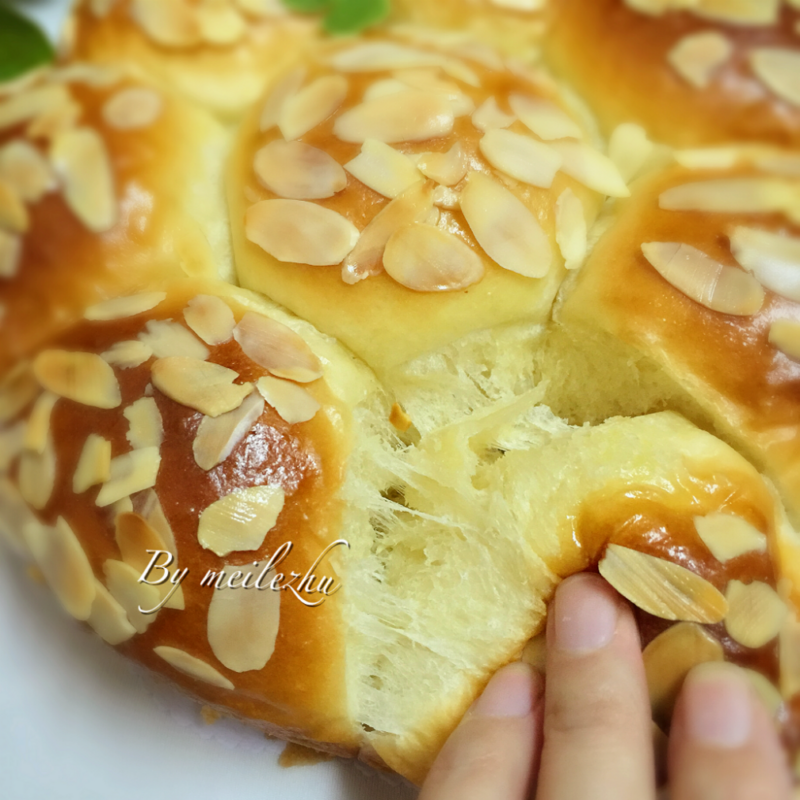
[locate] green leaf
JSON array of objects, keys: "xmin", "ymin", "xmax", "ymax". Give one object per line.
[
  {"xmin": 324, "ymin": 0, "xmax": 390, "ymax": 34},
  {"xmin": 281, "ymin": 0, "xmax": 330, "ymax": 11},
  {"xmin": 0, "ymin": 5, "xmax": 54, "ymax": 82}
]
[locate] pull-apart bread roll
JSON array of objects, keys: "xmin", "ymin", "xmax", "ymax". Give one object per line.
[
  {"xmin": 0, "ymin": 63, "xmax": 231, "ymax": 375},
  {"xmin": 547, "ymin": 0, "xmax": 800, "ymax": 147}
]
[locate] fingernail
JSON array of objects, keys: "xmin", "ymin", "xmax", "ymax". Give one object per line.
[
  {"xmin": 554, "ymin": 574, "xmax": 619, "ymax": 653},
  {"xmin": 471, "ymin": 663, "xmax": 539, "ymax": 718},
  {"xmin": 683, "ymin": 663, "xmax": 753, "ymax": 749}
]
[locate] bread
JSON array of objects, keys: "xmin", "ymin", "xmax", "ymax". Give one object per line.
[{"xmin": 1, "ymin": 0, "xmax": 799, "ymax": 789}]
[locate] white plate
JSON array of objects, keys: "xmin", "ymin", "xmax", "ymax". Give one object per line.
[{"xmin": 0, "ymin": 3, "xmax": 418, "ymax": 798}]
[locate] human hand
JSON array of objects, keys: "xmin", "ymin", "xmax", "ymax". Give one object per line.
[{"xmin": 418, "ymin": 574, "xmax": 794, "ymax": 800}]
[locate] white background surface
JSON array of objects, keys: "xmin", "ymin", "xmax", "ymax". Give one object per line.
[{"xmin": 0, "ymin": 2, "xmax": 418, "ymax": 798}]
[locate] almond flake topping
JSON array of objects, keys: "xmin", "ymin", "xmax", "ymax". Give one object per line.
[
  {"xmin": 659, "ymin": 179, "xmax": 799, "ymax": 218},
  {"xmin": 124, "ymin": 397, "xmax": 163, "ymax": 449},
  {"xmin": 599, "ymin": 544, "xmax": 729, "ymax": 623},
  {"xmin": 479, "ymin": 129, "xmax": 562, "ymax": 188},
  {"xmin": 245, "ymin": 199, "xmax": 359, "ymax": 266},
  {"xmin": 130, "ymin": 0, "xmax": 200, "ymax": 47},
  {"xmin": 416, "ymin": 143, "xmax": 467, "ymax": 187},
  {"xmin": 383, "ymin": 222, "xmax": 484, "ymax": 292},
  {"xmin": 461, "ymin": 172, "xmax": 551, "ymax": 278},
  {"xmin": 33, "ymin": 350, "xmax": 122, "ymax": 409},
  {"xmin": 471, "ymin": 97, "xmax": 516, "ymax": 132},
  {"xmin": 345, "ymin": 139, "xmax": 423, "ymax": 199},
  {"xmin": 234, "ymin": 312, "xmax": 323, "ymax": 383},
  {"xmin": 0, "ymin": 363, "xmax": 38, "ymax": 423},
  {"xmin": 151, "ymin": 357, "xmax": 253, "ymax": 417},
  {"xmin": 85, "ymin": 292, "xmax": 166, "ymax": 321},
  {"xmin": 104, "ymin": 559, "xmax": 161, "ymax": 634},
  {"xmin": 96, "ymin": 447, "xmax": 161, "ymax": 508},
  {"xmin": 254, "ymin": 141, "xmax": 347, "ymax": 201},
  {"xmin": 257, "ymin": 376, "xmax": 320, "ymax": 424},
  {"xmin": 668, "ymin": 32, "xmax": 733, "ymax": 89},
  {"xmin": 101, "ymin": 340, "xmax": 152, "ymax": 369},
  {"xmin": 0, "ymin": 177, "xmax": 28, "ymax": 233},
  {"xmin": 184, "ymin": 295, "xmax": 236, "ymax": 346},
  {"xmin": 608, "ymin": 123, "xmax": 655, "ymax": 183},
  {"xmin": 73, "ymin": 433, "xmax": 112, "ymax": 494},
  {"xmin": 490, "ymin": 0, "xmax": 545, "ymax": 8},
  {"xmin": 0, "ymin": 422, "xmax": 24, "ymax": 472},
  {"xmin": 769, "ymin": 319, "xmax": 800, "ymax": 362},
  {"xmin": 729, "ymin": 226, "xmax": 800, "ymax": 303},
  {"xmin": 260, "ymin": 68, "xmax": 306, "ymax": 132},
  {"xmin": 87, "ymin": 580, "xmax": 136, "ymax": 645},
  {"xmin": 193, "ymin": 392, "xmax": 265, "ymax": 471},
  {"xmin": 50, "ymin": 128, "xmax": 117, "ymax": 233},
  {"xmin": 154, "ymin": 646, "xmax": 234, "ymax": 690},
  {"xmin": 363, "ymin": 78, "xmax": 409, "ymax": 101},
  {"xmin": 196, "ymin": 3, "xmax": 246, "ymax": 45},
  {"xmin": 742, "ymin": 668, "xmax": 783, "ymax": 717},
  {"xmin": 555, "ymin": 188, "xmax": 587, "ymax": 271},
  {"xmin": 550, "ymin": 142, "xmax": 630, "ymax": 197},
  {"xmin": 725, "ymin": 580, "xmax": 787, "ymax": 649},
  {"xmin": 0, "ymin": 478, "xmax": 35, "ymax": 555},
  {"xmin": 24, "ymin": 392, "xmax": 58, "ymax": 454},
  {"xmin": 432, "ymin": 186, "xmax": 459, "ymax": 209},
  {"xmin": 198, "ymin": 485, "xmax": 286, "ymax": 557},
  {"xmin": 333, "ymin": 92, "xmax": 455, "ymax": 144},
  {"xmin": 750, "ymin": 48, "xmax": 800, "ymax": 108},
  {"xmin": 102, "ymin": 87, "xmax": 163, "ymax": 130},
  {"xmin": 138, "ymin": 319, "xmax": 210, "ymax": 360},
  {"xmin": 643, "ymin": 623, "xmax": 723, "ymax": 728},
  {"xmin": 136, "ymin": 489, "xmax": 178, "ymax": 558},
  {"xmin": 207, "ymin": 560, "xmax": 281, "ymax": 672},
  {"xmin": 641, "ymin": 242, "xmax": 765, "ymax": 316},
  {"xmin": 694, "ymin": 512, "xmax": 767, "ymax": 563},
  {"xmin": 342, "ymin": 181, "xmax": 433, "ymax": 284},
  {"xmin": 0, "ymin": 140, "xmax": 55, "ymax": 203},
  {"xmin": 395, "ymin": 70, "xmax": 475, "ymax": 117},
  {"xmin": 0, "ymin": 229, "xmax": 21, "ymax": 279},
  {"xmin": 279, "ymin": 75, "xmax": 349, "ymax": 141},
  {"xmin": 25, "ymin": 518, "xmax": 96, "ymax": 621},
  {"xmin": 694, "ymin": 0, "xmax": 780, "ymax": 25},
  {"xmin": 328, "ymin": 43, "xmax": 446, "ymax": 73},
  {"xmin": 0, "ymin": 85, "xmax": 72, "ymax": 132},
  {"xmin": 508, "ymin": 94, "xmax": 582, "ymax": 141},
  {"xmin": 115, "ymin": 512, "xmax": 168, "ymax": 574},
  {"xmin": 18, "ymin": 438, "xmax": 56, "ymax": 510}
]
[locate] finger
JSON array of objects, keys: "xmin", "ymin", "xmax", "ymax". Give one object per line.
[
  {"xmin": 537, "ymin": 573, "xmax": 656, "ymax": 800},
  {"xmin": 418, "ymin": 662, "xmax": 544, "ymax": 800},
  {"xmin": 669, "ymin": 662, "xmax": 793, "ymax": 800}
]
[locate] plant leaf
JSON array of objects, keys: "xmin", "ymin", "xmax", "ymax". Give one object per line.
[
  {"xmin": 0, "ymin": 5, "xmax": 54, "ymax": 83},
  {"xmin": 324, "ymin": 0, "xmax": 390, "ymax": 33},
  {"xmin": 281, "ymin": 0, "xmax": 330, "ymax": 11}
]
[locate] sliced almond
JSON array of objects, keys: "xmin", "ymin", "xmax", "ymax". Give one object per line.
[
  {"xmin": 0, "ymin": 362, "xmax": 38, "ymax": 422},
  {"xmin": 0, "ymin": 229, "xmax": 21, "ymax": 278},
  {"xmin": 741, "ymin": 668, "xmax": 783, "ymax": 716},
  {"xmin": 88, "ymin": 0, "xmax": 119, "ymax": 18},
  {"xmin": 328, "ymin": 43, "xmax": 445, "ymax": 73},
  {"xmin": 246, "ymin": 199, "xmax": 359, "ymax": 267},
  {"xmin": 104, "ymin": 559, "xmax": 160, "ymax": 634},
  {"xmin": 101, "ymin": 340, "xmax": 153, "ymax": 369},
  {"xmin": 416, "ymin": 143, "xmax": 467, "ymax": 187},
  {"xmin": 555, "ymin": 187, "xmax": 587, "ymax": 271},
  {"xmin": 471, "ymin": 97, "xmax": 516, "ymax": 133},
  {"xmin": 508, "ymin": 94, "xmax": 582, "ymax": 141},
  {"xmin": 259, "ymin": 67, "xmax": 306, "ymax": 132},
  {"xmin": 254, "ymin": 140, "xmax": 347, "ymax": 201},
  {"xmin": 608, "ymin": 123, "xmax": 655, "ymax": 183},
  {"xmin": 363, "ymin": 78, "xmax": 409, "ymax": 102},
  {"xmin": 694, "ymin": 512, "xmax": 767, "ymax": 563},
  {"xmin": 750, "ymin": 48, "xmax": 800, "ymax": 108},
  {"xmin": 757, "ymin": 154, "xmax": 800, "ymax": 178},
  {"xmin": 236, "ymin": 0, "xmax": 287, "ymax": 17},
  {"xmin": 196, "ymin": 3, "xmax": 246, "ymax": 45},
  {"xmin": 151, "ymin": 357, "xmax": 253, "ymax": 417},
  {"xmin": 25, "ymin": 518, "xmax": 96, "ymax": 621},
  {"xmin": 279, "ymin": 75, "xmax": 348, "ymax": 141},
  {"xmin": 193, "ymin": 392, "xmax": 265, "ymax": 471},
  {"xmin": 725, "ymin": 580, "xmax": 787, "ymax": 648},
  {"xmin": 207, "ymin": 560, "xmax": 281, "ymax": 672},
  {"xmin": 668, "ymin": 32, "xmax": 733, "ymax": 89},
  {"xmin": 643, "ymin": 623, "xmax": 724, "ymax": 727},
  {"xmin": 96, "ymin": 447, "xmax": 161, "ymax": 508},
  {"xmin": 432, "ymin": 185, "xmax": 459, "ymax": 209},
  {"xmin": 85, "ymin": 291, "xmax": 166, "ymax": 321},
  {"xmin": 111, "ymin": 497, "xmax": 134, "ymax": 518},
  {"xmin": 73, "ymin": 433, "xmax": 112, "ymax": 494},
  {"xmin": 256, "ymin": 376, "xmax": 320, "ymax": 424},
  {"xmin": 102, "ymin": 87, "xmax": 163, "ymax": 130},
  {"xmin": 441, "ymin": 59, "xmax": 481, "ymax": 88},
  {"xmin": 0, "ymin": 139, "xmax": 55, "ymax": 203},
  {"xmin": 24, "ymin": 391, "xmax": 58, "ymax": 454},
  {"xmin": 154, "ymin": 646, "xmax": 234, "ymax": 690},
  {"xmin": 659, "ymin": 178, "xmax": 798, "ymax": 216},
  {"xmin": 641, "ymin": 242, "xmax": 765, "ymax": 316},
  {"xmin": 384, "ymin": 222, "xmax": 484, "ymax": 292},
  {"xmin": 333, "ymin": 92, "xmax": 455, "ymax": 144},
  {"xmin": 342, "ymin": 181, "xmax": 433, "ymax": 284},
  {"xmin": 0, "ymin": 177, "xmax": 28, "ymax": 233},
  {"xmin": 345, "ymin": 139, "xmax": 422, "ymax": 199},
  {"xmin": 198, "ymin": 485, "xmax": 286, "ymax": 557},
  {"xmin": 0, "ymin": 85, "xmax": 72, "ymax": 132},
  {"xmin": 124, "ymin": 397, "xmax": 163, "ymax": 449},
  {"xmin": 87, "ymin": 579, "xmax": 136, "ymax": 645},
  {"xmin": 599, "ymin": 544, "xmax": 729, "ymax": 623},
  {"xmin": 479, "ymin": 129, "xmax": 561, "ymax": 189},
  {"xmin": 461, "ymin": 172, "xmax": 551, "ymax": 278},
  {"xmin": 135, "ymin": 489, "xmax": 178, "ymax": 558},
  {"xmin": 129, "ymin": 0, "xmax": 200, "ymax": 47},
  {"xmin": 394, "ymin": 69, "xmax": 474, "ymax": 116},
  {"xmin": 0, "ymin": 421, "xmax": 24, "ymax": 471},
  {"xmin": 0, "ymin": 477, "xmax": 36, "ymax": 555},
  {"xmin": 138, "ymin": 319, "xmax": 209, "ymax": 360},
  {"xmin": 694, "ymin": 0, "xmax": 780, "ymax": 25},
  {"xmin": 115, "ymin": 512, "xmax": 168, "ymax": 574},
  {"xmin": 50, "ymin": 127, "xmax": 117, "ymax": 233},
  {"xmin": 183, "ymin": 295, "xmax": 235, "ymax": 346},
  {"xmin": 550, "ymin": 141, "xmax": 630, "ymax": 198},
  {"xmin": 729, "ymin": 226, "xmax": 800, "ymax": 303},
  {"xmin": 233, "ymin": 312, "xmax": 322, "ymax": 383},
  {"xmin": 33, "ymin": 350, "xmax": 122, "ymax": 409},
  {"xmin": 18, "ymin": 437, "xmax": 56, "ymax": 510},
  {"xmin": 769, "ymin": 319, "xmax": 800, "ymax": 362}
]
